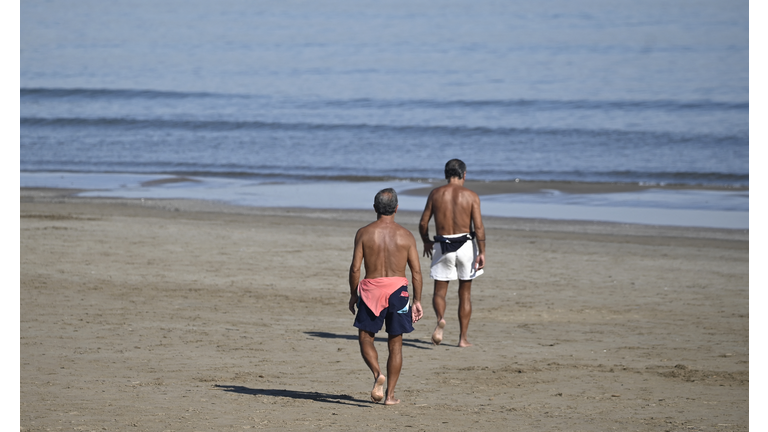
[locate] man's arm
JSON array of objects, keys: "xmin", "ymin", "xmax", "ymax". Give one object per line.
[
  {"xmin": 471, "ymin": 194, "xmax": 486, "ymax": 270},
  {"xmin": 418, "ymin": 192, "xmax": 435, "ymax": 258},
  {"xmin": 406, "ymin": 234, "xmax": 424, "ymax": 323},
  {"xmin": 348, "ymin": 230, "xmax": 364, "ymax": 314}
]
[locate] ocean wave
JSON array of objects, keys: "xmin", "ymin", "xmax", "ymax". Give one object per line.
[
  {"xmin": 18, "ymin": 163, "xmax": 749, "ymax": 187},
  {"xmin": 20, "ymin": 116, "xmax": 748, "ymax": 142},
  {"xmin": 20, "ymin": 87, "xmax": 225, "ymax": 100},
  {"xmin": 21, "ymin": 87, "xmax": 747, "ymax": 112},
  {"xmin": 313, "ymin": 98, "xmax": 748, "ymax": 112}
]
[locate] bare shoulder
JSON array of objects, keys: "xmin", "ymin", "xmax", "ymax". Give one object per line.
[
  {"xmin": 430, "ymin": 183, "xmax": 452, "ymax": 200},
  {"xmin": 394, "ymin": 222, "xmax": 416, "ymax": 240},
  {"xmin": 355, "ymin": 221, "xmax": 377, "ymax": 239},
  {"xmin": 394, "ymin": 221, "xmax": 413, "ymax": 235},
  {"xmin": 460, "ymin": 185, "xmax": 481, "ymax": 201}
]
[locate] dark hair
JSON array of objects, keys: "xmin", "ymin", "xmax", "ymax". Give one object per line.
[
  {"xmin": 374, "ymin": 188, "xmax": 398, "ymax": 215},
  {"xmin": 444, "ymin": 159, "xmax": 466, "ymax": 180}
]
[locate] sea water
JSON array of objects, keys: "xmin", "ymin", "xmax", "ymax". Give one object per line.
[{"xmin": 20, "ymin": 0, "xmax": 749, "ymax": 228}]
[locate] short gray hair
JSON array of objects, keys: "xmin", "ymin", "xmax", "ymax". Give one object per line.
[
  {"xmin": 444, "ymin": 159, "xmax": 467, "ymax": 179},
  {"xmin": 374, "ymin": 188, "xmax": 398, "ymax": 215}
]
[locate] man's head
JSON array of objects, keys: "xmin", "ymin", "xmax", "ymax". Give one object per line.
[
  {"xmin": 374, "ymin": 188, "xmax": 398, "ymax": 216},
  {"xmin": 444, "ymin": 159, "xmax": 467, "ymax": 180}
]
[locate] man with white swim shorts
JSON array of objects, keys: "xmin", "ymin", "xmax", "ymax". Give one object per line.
[
  {"xmin": 419, "ymin": 159, "xmax": 486, "ymax": 347},
  {"xmin": 429, "ymin": 233, "xmax": 484, "ymax": 281}
]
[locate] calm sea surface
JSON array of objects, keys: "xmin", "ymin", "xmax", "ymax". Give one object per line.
[{"xmin": 20, "ymin": 0, "xmax": 749, "ymax": 227}]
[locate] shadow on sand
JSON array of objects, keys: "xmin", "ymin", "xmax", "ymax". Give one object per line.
[
  {"xmin": 304, "ymin": 331, "xmax": 433, "ymax": 350},
  {"xmin": 214, "ymin": 385, "xmax": 372, "ymax": 407}
]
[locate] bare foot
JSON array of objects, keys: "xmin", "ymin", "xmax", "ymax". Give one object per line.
[
  {"xmin": 431, "ymin": 319, "xmax": 446, "ymax": 345},
  {"xmin": 371, "ymin": 374, "xmax": 386, "ymax": 402},
  {"xmin": 458, "ymin": 339, "xmax": 473, "ymax": 347},
  {"xmin": 384, "ymin": 397, "xmax": 401, "ymax": 405}
]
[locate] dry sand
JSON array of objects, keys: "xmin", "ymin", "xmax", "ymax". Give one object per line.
[{"xmin": 20, "ymin": 188, "xmax": 748, "ymax": 431}]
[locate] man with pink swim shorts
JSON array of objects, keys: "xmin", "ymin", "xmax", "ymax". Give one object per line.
[{"xmin": 349, "ymin": 188, "xmax": 423, "ymax": 405}]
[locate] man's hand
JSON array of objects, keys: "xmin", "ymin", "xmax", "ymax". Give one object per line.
[
  {"xmin": 422, "ymin": 241, "xmax": 435, "ymax": 258},
  {"xmin": 475, "ymin": 253, "xmax": 485, "ymax": 271},
  {"xmin": 411, "ymin": 301, "xmax": 423, "ymax": 323},
  {"xmin": 349, "ymin": 293, "xmax": 358, "ymax": 315}
]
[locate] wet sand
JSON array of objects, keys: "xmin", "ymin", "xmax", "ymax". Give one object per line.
[
  {"xmin": 20, "ymin": 188, "xmax": 748, "ymax": 431},
  {"xmin": 400, "ymin": 179, "xmax": 749, "ymax": 197}
]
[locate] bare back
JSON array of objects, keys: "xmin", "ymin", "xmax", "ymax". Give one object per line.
[
  {"xmin": 418, "ymin": 178, "xmax": 486, "ymax": 261},
  {"xmin": 349, "ymin": 216, "xmax": 422, "ymax": 288},
  {"xmin": 425, "ymin": 183, "xmax": 479, "ymax": 235},
  {"xmin": 357, "ymin": 220, "xmax": 414, "ymax": 278}
]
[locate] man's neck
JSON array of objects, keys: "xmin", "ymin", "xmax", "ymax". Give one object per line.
[
  {"xmin": 447, "ymin": 176, "xmax": 465, "ymax": 186},
  {"xmin": 376, "ymin": 213, "xmax": 396, "ymax": 222}
]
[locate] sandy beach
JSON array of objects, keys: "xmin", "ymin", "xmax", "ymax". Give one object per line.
[{"xmin": 20, "ymin": 188, "xmax": 748, "ymax": 431}]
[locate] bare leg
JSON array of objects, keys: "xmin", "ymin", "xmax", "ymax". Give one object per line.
[
  {"xmin": 358, "ymin": 329, "xmax": 386, "ymax": 402},
  {"xmin": 457, "ymin": 280, "xmax": 473, "ymax": 347},
  {"xmin": 432, "ymin": 280, "xmax": 449, "ymax": 345},
  {"xmin": 384, "ymin": 334, "xmax": 402, "ymax": 405}
]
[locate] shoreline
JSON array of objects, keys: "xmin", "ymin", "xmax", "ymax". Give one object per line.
[
  {"xmin": 20, "ymin": 187, "xmax": 748, "ymax": 241},
  {"xmin": 20, "ymin": 171, "xmax": 749, "ymax": 196},
  {"xmin": 20, "ymin": 175, "xmax": 750, "ymax": 229},
  {"xmin": 400, "ymin": 179, "xmax": 749, "ymax": 197}
]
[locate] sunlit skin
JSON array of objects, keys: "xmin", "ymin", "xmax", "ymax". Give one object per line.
[
  {"xmin": 419, "ymin": 171, "xmax": 486, "ymax": 347},
  {"xmin": 349, "ymin": 202, "xmax": 423, "ymax": 405}
]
